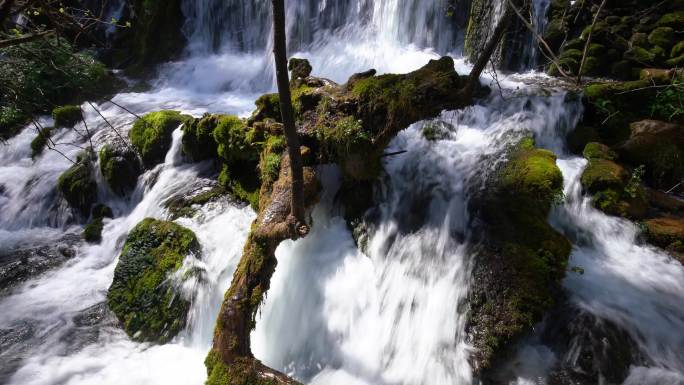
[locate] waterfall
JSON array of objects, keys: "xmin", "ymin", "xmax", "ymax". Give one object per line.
[{"xmin": 2, "ymin": 1, "xmax": 684, "ymax": 385}]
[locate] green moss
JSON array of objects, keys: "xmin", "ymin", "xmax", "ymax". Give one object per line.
[
  {"xmin": 628, "ymin": 46, "xmax": 656, "ymax": 64},
  {"xmin": 182, "ymin": 114, "xmax": 218, "ymax": 162},
  {"xmin": 129, "ymin": 111, "xmax": 190, "ymax": 168},
  {"xmin": 204, "ymin": 353, "xmax": 286, "ymax": 385},
  {"xmin": 57, "ymin": 152, "xmax": 97, "ymax": 216},
  {"xmin": 52, "ymin": 105, "xmax": 82, "ymax": 128},
  {"xmin": 213, "ymin": 115, "xmax": 256, "ymax": 164},
  {"xmin": 218, "ymin": 165, "xmax": 260, "ymax": 211},
  {"xmin": 499, "ymin": 138, "xmax": 563, "ymax": 206},
  {"xmin": 666, "ymin": 54, "xmax": 684, "ymax": 67},
  {"xmin": 92, "ymin": 203, "xmax": 113, "ymax": 219},
  {"xmin": 649, "ymin": 27, "xmax": 676, "ymax": 49},
  {"xmin": 671, "ymin": 41, "xmax": 684, "ymax": 59},
  {"xmin": 30, "ymin": 127, "xmax": 53, "ymax": 158},
  {"xmin": 99, "ymin": 145, "xmax": 141, "ymax": 196},
  {"xmin": 583, "ymin": 142, "xmax": 616, "ymax": 160},
  {"xmin": 165, "ymin": 186, "xmax": 227, "ymax": 219},
  {"xmin": 250, "ymin": 93, "xmax": 281, "ymax": 123},
  {"xmin": 107, "ymin": 218, "xmax": 200, "ymax": 343},
  {"xmin": 581, "ymin": 159, "xmax": 628, "ymax": 193},
  {"xmin": 83, "ymin": 217, "xmax": 104, "ymax": 243},
  {"xmin": 0, "ymin": 106, "xmax": 27, "ymax": 140},
  {"xmin": 657, "ymin": 11, "xmax": 684, "ymax": 29}
]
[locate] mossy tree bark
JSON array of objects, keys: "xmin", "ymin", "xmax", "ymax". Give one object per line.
[{"xmin": 271, "ymin": 0, "xmax": 307, "ymax": 232}]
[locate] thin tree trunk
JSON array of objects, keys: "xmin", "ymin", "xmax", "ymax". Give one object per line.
[
  {"xmin": 463, "ymin": 2, "xmax": 514, "ymax": 98},
  {"xmin": 271, "ymin": 0, "xmax": 306, "ymax": 227}
]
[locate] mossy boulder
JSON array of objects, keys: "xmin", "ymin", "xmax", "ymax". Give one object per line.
[
  {"xmin": 249, "ymin": 93, "xmax": 281, "ymax": 124},
  {"xmin": 30, "ymin": 127, "xmax": 53, "ymax": 158},
  {"xmin": 671, "ymin": 41, "xmax": 684, "ymax": 59},
  {"xmin": 617, "ymin": 120, "xmax": 684, "ymax": 189},
  {"xmin": 52, "ymin": 105, "xmax": 82, "ymax": 128},
  {"xmin": 129, "ymin": 111, "xmax": 191, "ymax": 168},
  {"xmin": 468, "ymin": 137, "xmax": 571, "ymax": 372},
  {"xmin": 656, "ymin": 11, "xmax": 684, "ymax": 29},
  {"xmin": 580, "ymin": 142, "xmax": 648, "ymax": 219},
  {"xmin": 181, "ymin": 114, "xmax": 218, "ymax": 162},
  {"xmin": 644, "ymin": 217, "xmax": 684, "ymax": 262},
  {"xmin": 57, "ymin": 152, "xmax": 97, "ymax": 216},
  {"xmin": 99, "ymin": 144, "xmax": 142, "ymax": 196},
  {"xmin": 83, "ymin": 204, "xmax": 112, "ymax": 242},
  {"xmin": 107, "ymin": 218, "xmax": 200, "ymax": 343},
  {"xmin": 648, "ymin": 27, "xmax": 676, "ymax": 49}
]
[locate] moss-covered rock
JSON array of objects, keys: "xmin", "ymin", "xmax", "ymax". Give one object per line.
[
  {"xmin": 57, "ymin": 152, "xmax": 97, "ymax": 216},
  {"xmin": 52, "ymin": 105, "xmax": 82, "ymax": 128},
  {"xmin": 468, "ymin": 137, "xmax": 570, "ymax": 373},
  {"xmin": 648, "ymin": 27, "xmax": 676, "ymax": 49},
  {"xmin": 671, "ymin": 41, "xmax": 684, "ymax": 59},
  {"xmin": 99, "ymin": 145, "xmax": 141, "ymax": 196},
  {"xmin": 107, "ymin": 218, "xmax": 200, "ymax": 343},
  {"xmin": 129, "ymin": 110, "xmax": 191, "ymax": 168},
  {"xmin": 644, "ymin": 217, "xmax": 684, "ymax": 262},
  {"xmin": 657, "ymin": 11, "xmax": 684, "ymax": 29},
  {"xmin": 181, "ymin": 114, "xmax": 218, "ymax": 162},
  {"xmin": 213, "ymin": 115, "xmax": 255, "ymax": 164},
  {"xmin": 83, "ymin": 204, "xmax": 112, "ymax": 243},
  {"xmin": 83, "ymin": 217, "xmax": 104, "ymax": 243},
  {"xmin": 30, "ymin": 127, "xmax": 53, "ymax": 158},
  {"xmin": 617, "ymin": 120, "xmax": 684, "ymax": 189},
  {"xmin": 249, "ymin": 93, "xmax": 281, "ymax": 124}
]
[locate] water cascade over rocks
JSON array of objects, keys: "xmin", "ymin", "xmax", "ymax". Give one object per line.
[{"xmin": 1, "ymin": 1, "xmax": 683, "ymax": 385}]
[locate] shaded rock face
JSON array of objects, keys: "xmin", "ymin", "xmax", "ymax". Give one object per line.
[
  {"xmin": 467, "ymin": 138, "xmax": 571, "ymax": 374},
  {"xmin": 618, "ymin": 120, "xmax": 684, "ymax": 189},
  {"xmin": 644, "ymin": 217, "xmax": 684, "ymax": 263},
  {"xmin": 0, "ymin": 234, "xmax": 80, "ymax": 294},
  {"xmin": 99, "ymin": 144, "xmax": 142, "ymax": 196},
  {"xmin": 0, "ymin": 320, "xmax": 35, "ymax": 384},
  {"xmin": 57, "ymin": 152, "xmax": 98, "ymax": 217},
  {"xmin": 107, "ymin": 218, "xmax": 200, "ymax": 343},
  {"xmin": 541, "ymin": 306, "xmax": 647, "ymax": 385}
]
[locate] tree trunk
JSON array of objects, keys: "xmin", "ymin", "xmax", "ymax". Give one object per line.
[
  {"xmin": 463, "ymin": 2, "xmax": 514, "ymax": 98},
  {"xmin": 271, "ymin": 0, "xmax": 306, "ymax": 226}
]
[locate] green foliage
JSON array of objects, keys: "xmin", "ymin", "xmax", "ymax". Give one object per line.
[
  {"xmin": 0, "ymin": 38, "xmax": 111, "ymax": 139},
  {"xmin": 218, "ymin": 165, "xmax": 260, "ymax": 211},
  {"xmin": 625, "ymin": 165, "xmax": 646, "ymax": 199},
  {"xmin": 52, "ymin": 105, "xmax": 82, "ymax": 128},
  {"xmin": 57, "ymin": 152, "xmax": 97, "ymax": 216},
  {"xmin": 107, "ymin": 218, "xmax": 200, "ymax": 343},
  {"xmin": 649, "ymin": 81, "xmax": 684, "ymax": 121},
  {"xmin": 130, "ymin": 110, "xmax": 190, "ymax": 168},
  {"xmin": 0, "ymin": 106, "xmax": 26, "ymax": 140}
]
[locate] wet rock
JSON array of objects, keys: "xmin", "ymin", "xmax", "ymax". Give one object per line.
[
  {"xmin": 617, "ymin": 120, "xmax": 684, "ymax": 189},
  {"xmin": 181, "ymin": 114, "xmax": 219, "ymax": 162},
  {"xmin": 0, "ymin": 320, "xmax": 36, "ymax": 384},
  {"xmin": 288, "ymin": 58, "xmax": 312, "ymax": 81},
  {"xmin": 57, "ymin": 151, "xmax": 97, "ymax": 217},
  {"xmin": 52, "ymin": 105, "xmax": 82, "ymax": 128},
  {"xmin": 542, "ymin": 307, "xmax": 647, "ymax": 385},
  {"xmin": 0, "ymin": 234, "xmax": 80, "ymax": 294},
  {"xmin": 107, "ymin": 218, "xmax": 200, "ymax": 343},
  {"xmin": 163, "ymin": 179, "xmax": 231, "ymax": 219},
  {"xmin": 99, "ymin": 144, "xmax": 142, "ymax": 196},
  {"xmin": 644, "ymin": 217, "xmax": 684, "ymax": 263},
  {"xmin": 468, "ymin": 137, "xmax": 571, "ymax": 374},
  {"xmin": 129, "ymin": 110, "xmax": 192, "ymax": 168}
]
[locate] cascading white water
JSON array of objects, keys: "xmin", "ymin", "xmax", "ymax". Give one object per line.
[{"xmin": 2, "ymin": 1, "xmax": 684, "ymax": 385}]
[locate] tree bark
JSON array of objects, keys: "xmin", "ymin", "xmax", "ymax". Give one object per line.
[
  {"xmin": 463, "ymin": 2, "xmax": 514, "ymax": 98},
  {"xmin": 271, "ymin": 0, "xmax": 306, "ymax": 227}
]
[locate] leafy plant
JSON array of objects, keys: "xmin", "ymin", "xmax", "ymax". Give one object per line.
[{"xmin": 649, "ymin": 81, "xmax": 684, "ymax": 121}]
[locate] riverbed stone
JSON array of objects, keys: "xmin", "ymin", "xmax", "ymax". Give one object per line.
[{"xmin": 107, "ymin": 218, "xmax": 200, "ymax": 343}]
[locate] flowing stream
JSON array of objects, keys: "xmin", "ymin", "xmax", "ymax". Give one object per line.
[{"xmin": 1, "ymin": 1, "xmax": 683, "ymax": 385}]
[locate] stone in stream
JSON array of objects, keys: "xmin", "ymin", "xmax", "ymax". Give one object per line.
[
  {"xmin": 0, "ymin": 234, "xmax": 80, "ymax": 295},
  {"xmin": 107, "ymin": 218, "xmax": 201, "ymax": 343}
]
